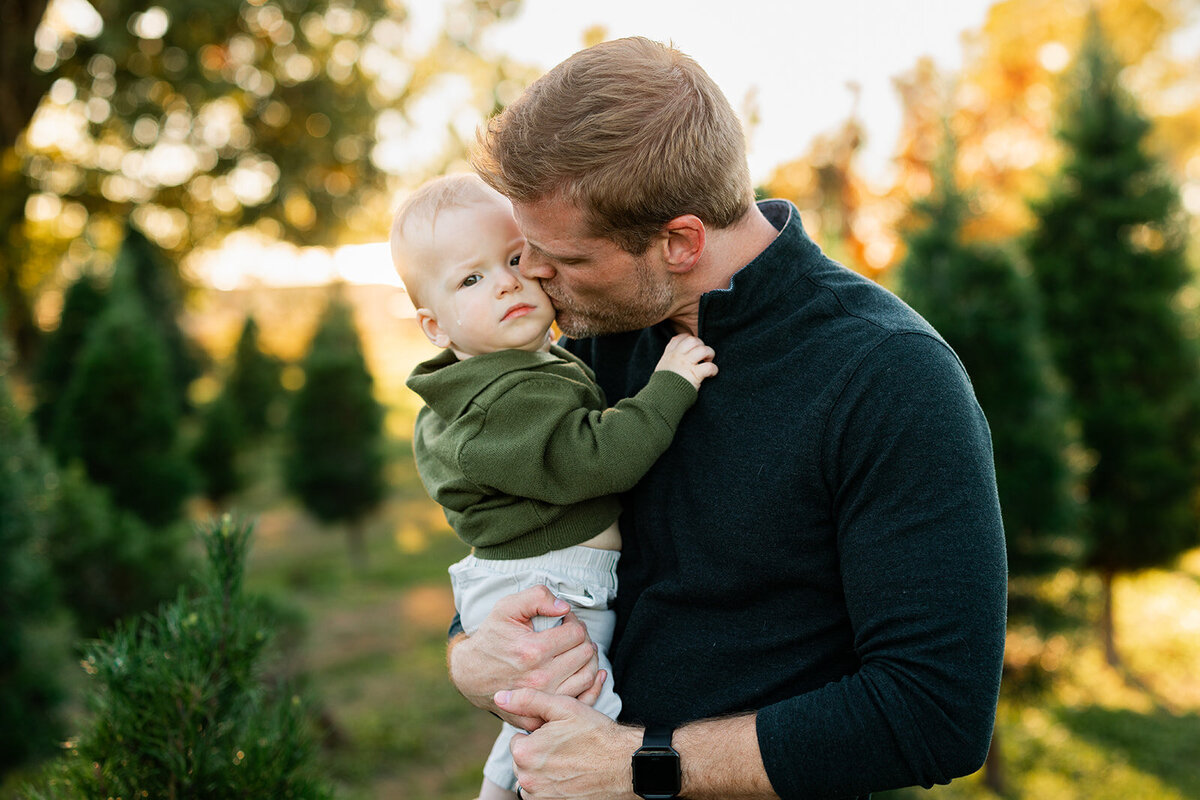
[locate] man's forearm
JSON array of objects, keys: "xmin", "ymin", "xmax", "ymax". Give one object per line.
[{"xmin": 675, "ymin": 714, "xmax": 777, "ymax": 800}]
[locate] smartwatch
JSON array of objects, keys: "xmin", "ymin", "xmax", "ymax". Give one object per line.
[{"xmin": 632, "ymin": 725, "xmax": 681, "ymax": 799}]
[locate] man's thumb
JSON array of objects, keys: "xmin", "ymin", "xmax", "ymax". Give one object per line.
[
  {"xmin": 495, "ymin": 688, "xmax": 571, "ymax": 725},
  {"xmin": 501, "ymin": 584, "xmax": 570, "ymax": 623}
]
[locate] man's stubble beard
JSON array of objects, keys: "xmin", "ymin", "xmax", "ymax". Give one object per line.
[{"xmin": 548, "ymin": 256, "xmax": 675, "ymax": 339}]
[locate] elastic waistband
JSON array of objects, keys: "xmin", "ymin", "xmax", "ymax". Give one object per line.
[{"xmin": 460, "ymin": 544, "xmax": 619, "ymax": 575}]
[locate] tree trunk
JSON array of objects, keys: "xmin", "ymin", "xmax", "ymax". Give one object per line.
[
  {"xmin": 0, "ymin": 0, "xmax": 54, "ymax": 365},
  {"xmin": 982, "ymin": 727, "xmax": 1008, "ymax": 796},
  {"xmin": 0, "ymin": 162, "xmax": 38, "ymax": 366},
  {"xmin": 0, "ymin": 0, "xmax": 52, "ymax": 153},
  {"xmin": 1100, "ymin": 569, "xmax": 1120, "ymax": 669},
  {"xmin": 345, "ymin": 519, "xmax": 367, "ymax": 573}
]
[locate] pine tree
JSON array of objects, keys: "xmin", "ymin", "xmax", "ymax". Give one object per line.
[
  {"xmin": 46, "ymin": 465, "xmax": 192, "ymax": 640},
  {"xmin": 192, "ymin": 390, "xmax": 243, "ymax": 505},
  {"xmin": 20, "ymin": 516, "xmax": 333, "ymax": 799},
  {"xmin": 227, "ymin": 314, "xmax": 284, "ymax": 437},
  {"xmin": 899, "ymin": 134, "xmax": 1078, "ymax": 578},
  {"xmin": 32, "ymin": 272, "xmax": 108, "ymax": 443},
  {"xmin": 1027, "ymin": 17, "xmax": 1200, "ymax": 668},
  {"xmin": 51, "ymin": 261, "xmax": 194, "ymax": 527},
  {"xmin": 113, "ymin": 222, "xmax": 205, "ymax": 409},
  {"xmin": 283, "ymin": 293, "xmax": 386, "ymax": 568},
  {"xmin": 0, "ymin": 308, "xmax": 66, "ymax": 773},
  {"xmin": 898, "ymin": 139, "xmax": 1081, "ymax": 795}
]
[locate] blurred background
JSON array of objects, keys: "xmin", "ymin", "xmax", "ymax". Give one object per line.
[{"xmin": 1, "ymin": 0, "xmax": 1198, "ymax": 798}]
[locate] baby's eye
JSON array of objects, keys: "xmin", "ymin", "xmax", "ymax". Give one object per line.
[
  {"xmin": 509, "ymin": 253, "xmax": 521, "ymax": 267},
  {"xmin": 460, "ymin": 274, "xmax": 481, "ymax": 288}
]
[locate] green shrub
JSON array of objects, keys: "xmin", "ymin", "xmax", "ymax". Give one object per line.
[
  {"xmin": 192, "ymin": 391, "xmax": 243, "ymax": 504},
  {"xmin": 21, "ymin": 516, "xmax": 332, "ymax": 799},
  {"xmin": 51, "ymin": 278, "xmax": 194, "ymax": 527},
  {"xmin": 227, "ymin": 315, "xmax": 284, "ymax": 437},
  {"xmin": 0, "ymin": 323, "xmax": 66, "ymax": 774},
  {"xmin": 46, "ymin": 465, "xmax": 191, "ymax": 640}
]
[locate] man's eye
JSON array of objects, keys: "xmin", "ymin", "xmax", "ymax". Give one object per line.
[{"xmin": 461, "ymin": 274, "xmax": 481, "ymax": 287}]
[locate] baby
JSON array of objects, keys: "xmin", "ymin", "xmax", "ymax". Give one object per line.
[{"xmin": 391, "ymin": 173, "xmax": 716, "ymax": 800}]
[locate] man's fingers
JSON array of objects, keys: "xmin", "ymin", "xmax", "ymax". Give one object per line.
[
  {"xmin": 496, "ymin": 687, "xmax": 577, "ymax": 725},
  {"xmin": 493, "ymin": 584, "xmax": 571, "ymax": 624},
  {"xmin": 533, "ymin": 609, "xmax": 589, "ymax": 653},
  {"xmin": 502, "ymin": 712, "xmax": 550, "ymax": 733},
  {"xmin": 575, "ymin": 668, "xmax": 606, "ymax": 707}
]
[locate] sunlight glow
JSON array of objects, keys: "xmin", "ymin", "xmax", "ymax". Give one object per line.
[
  {"xmin": 186, "ymin": 234, "xmax": 404, "ymax": 295},
  {"xmin": 130, "ymin": 7, "xmax": 169, "ymax": 40}
]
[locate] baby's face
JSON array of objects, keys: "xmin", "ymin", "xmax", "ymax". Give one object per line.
[{"xmin": 417, "ymin": 194, "xmax": 556, "ymax": 358}]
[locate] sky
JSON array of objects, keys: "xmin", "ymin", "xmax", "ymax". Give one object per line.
[
  {"xmin": 481, "ymin": 0, "xmax": 997, "ymax": 185},
  {"xmin": 194, "ymin": 0, "xmax": 1001, "ymax": 290}
]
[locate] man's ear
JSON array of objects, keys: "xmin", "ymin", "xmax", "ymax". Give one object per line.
[
  {"xmin": 660, "ymin": 215, "xmax": 705, "ymax": 274},
  {"xmin": 416, "ymin": 309, "xmax": 452, "ymax": 349}
]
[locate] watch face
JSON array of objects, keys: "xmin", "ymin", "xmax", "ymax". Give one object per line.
[{"xmin": 633, "ymin": 750, "xmax": 681, "ymax": 797}]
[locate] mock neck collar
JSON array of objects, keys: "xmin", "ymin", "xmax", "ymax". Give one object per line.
[{"xmin": 697, "ymin": 199, "xmax": 824, "ymax": 338}]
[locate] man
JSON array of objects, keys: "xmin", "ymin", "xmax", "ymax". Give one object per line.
[{"xmin": 447, "ymin": 36, "xmax": 1007, "ymax": 800}]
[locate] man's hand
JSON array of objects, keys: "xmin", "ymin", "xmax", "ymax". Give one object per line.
[
  {"xmin": 499, "ymin": 691, "xmax": 778, "ymax": 800},
  {"xmin": 497, "ymin": 688, "xmax": 641, "ymax": 800},
  {"xmin": 447, "ymin": 585, "xmax": 601, "ymax": 730},
  {"xmin": 655, "ymin": 333, "xmax": 718, "ymax": 390}
]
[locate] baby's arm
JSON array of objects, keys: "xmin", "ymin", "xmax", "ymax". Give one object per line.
[{"xmin": 458, "ymin": 335, "xmax": 716, "ymax": 505}]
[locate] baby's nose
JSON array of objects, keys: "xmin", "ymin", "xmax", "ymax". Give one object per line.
[{"xmin": 497, "ymin": 269, "xmax": 522, "ymax": 293}]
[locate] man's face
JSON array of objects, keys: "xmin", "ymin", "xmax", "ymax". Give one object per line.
[{"xmin": 511, "ymin": 195, "xmax": 675, "ymax": 338}]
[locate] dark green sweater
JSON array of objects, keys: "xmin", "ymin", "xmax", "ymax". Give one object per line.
[
  {"xmin": 407, "ymin": 345, "xmax": 697, "ymax": 559},
  {"xmin": 565, "ymin": 200, "xmax": 1007, "ymax": 799}
]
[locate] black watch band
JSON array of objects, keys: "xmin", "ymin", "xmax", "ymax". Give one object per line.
[
  {"xmin": 642, "ymin": 725, "xmax": 673, "ymax": 748},
  {"xmin": 632, "ymin": 725, "xmax": 681, "ymax": 799}
]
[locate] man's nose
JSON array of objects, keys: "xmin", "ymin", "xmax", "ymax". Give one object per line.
[{"xmin": 518, "ymin": 246, "xmax": 556, "ymax": 281}]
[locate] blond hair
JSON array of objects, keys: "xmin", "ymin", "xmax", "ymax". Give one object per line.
[
  {"xmin": 390, "ymin": 173, "xmax": 500, "ymax": 307},
  {"xmin": 472, "ymin": 36, "xmax": 754, "ymax": 254}
]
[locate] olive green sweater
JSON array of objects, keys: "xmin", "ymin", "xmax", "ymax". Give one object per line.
[{"xmin": 406, "ymin": 345, "xmax": 697, "ymax": 559}]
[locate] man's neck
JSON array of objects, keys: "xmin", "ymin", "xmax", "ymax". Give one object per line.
[{"xmin": 668, "ymin": 204, "xmax": 781, "ymax": 335}]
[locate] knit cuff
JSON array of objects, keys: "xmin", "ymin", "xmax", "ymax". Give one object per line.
[{"xmin": 635, "ymin": 370, "xmax": 700, "ymax": 429}]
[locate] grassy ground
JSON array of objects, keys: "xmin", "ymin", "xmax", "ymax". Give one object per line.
[{"xmin": 228, "ymin": 438, "xmax": 494, "ymax": 800}]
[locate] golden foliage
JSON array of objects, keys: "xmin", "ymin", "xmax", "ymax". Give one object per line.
[{"xmin": 766, "ymin": 0, "xmax": 1200, "ymax": 281}]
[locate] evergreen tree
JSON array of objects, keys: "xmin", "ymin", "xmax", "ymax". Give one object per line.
[
  {"xmin": 32, "ymin": 272, "xmax": 108, "ymax": 443},
  {"xmin": 1027, "ymin": 17, "xmax": 1200, "ymax": 668},
  {"xmin": 899, "ymin": 138, "xmax": 1081, "ymax": 796},
  {"xmin": 0, "ymin": 308, "xmax": 65, "ymax": 773},
  {"xmin": 283, "ymin": 293, "xmax": 386, "ymax": 568},
  {"xmin": 21, "ymin": 516, "xmax": 333, "ymax": 799},
  {"xmin": 47, "ymin": 465, "xmax": 191, "ymax": 640},
  {"xmin": 899, "ymin": 134, "xmax": 1078, "ymax": 577},
  {"xmin": 192, "ymin": 390, "xmax": 243, "ymax": 505},
  {"xmin": 227, "ymin": 315, "xmax": 284, "ymax": 437},
  {"xmin": 113, "ymin": 222, "xmax": 205, "ymax": 409},
  {"xmin": 51, "ymin": 262, "xmax": 194, "ymax": 527}
]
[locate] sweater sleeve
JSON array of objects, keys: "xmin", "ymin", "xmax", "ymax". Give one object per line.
[
  {"xmin": 757, "ymin": 332, "xmax": 1008, "ymax": 799},
  {"xmin": 459, "ymin": 370, "xmax": 697, "ymax": 505}
]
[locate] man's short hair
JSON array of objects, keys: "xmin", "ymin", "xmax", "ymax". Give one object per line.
[
  {"xmin": 472, "ymin": 36, "xmax": 754, "ymax": 254},
  {"xmin": 390, "ymin": 173, "xmax": 498, "ymax": 307}
]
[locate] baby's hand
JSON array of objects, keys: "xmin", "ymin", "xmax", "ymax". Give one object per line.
[{"xmin": 655, "ymin": 333, "xmax": 718, "ymax": 390}]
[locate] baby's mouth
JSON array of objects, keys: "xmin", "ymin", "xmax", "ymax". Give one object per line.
[{"xmin": 502, "ymin": 303, "xmax": 535, "ymax": 321}]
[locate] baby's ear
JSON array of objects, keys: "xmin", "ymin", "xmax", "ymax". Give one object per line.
[{"xmin": 416, "ymin": 309, "xmax": 451, "ymax": 349}]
